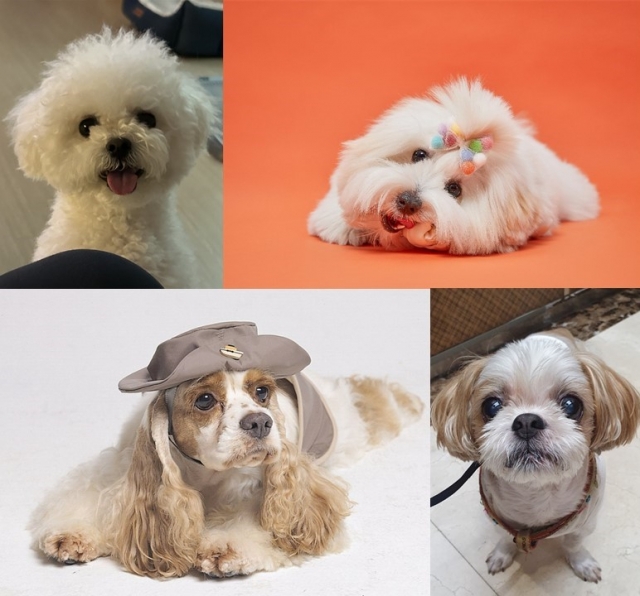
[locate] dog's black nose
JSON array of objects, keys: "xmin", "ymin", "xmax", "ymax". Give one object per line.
[
  {"xmin": 395, "ymin": 190, "xmax": 422, "ymax": 215},
  {"xmin": 511, "ymin": 413, "xmax": 546, "ymax": 440},
  {"xmin": 240, "ymin": 413, "xmax": 273, "ymax": 439},
  {"xmin": 106, "ymin": 137, "xmax": 132, "ymax": 160}
]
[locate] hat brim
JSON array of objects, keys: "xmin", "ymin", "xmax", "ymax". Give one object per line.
[{"xmin": 118, "ymin": 334, "xmax": 311, "ymax": 393}]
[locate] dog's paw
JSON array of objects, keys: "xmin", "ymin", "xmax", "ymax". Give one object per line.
[
  {"xmin": 196, "ymin": 543, "xmax": 247, "ymax": 578},
  {"xmin": 196, "ymin": 543, "xmax": 271, "ymax": 578},
  {"xmin": 486, "ymin": 539, "xmax": 517, "ymax": 575},
  {"xmin": 41, "ymin": 531, "xmax": 101, "ymax": 564},
  {"xmin": 196, "ymin": 538, "xmax": 290, "ymax": 578},
  {"xmin": 566, "ymin": 550, "xmax": 602, "ymax": 583}
]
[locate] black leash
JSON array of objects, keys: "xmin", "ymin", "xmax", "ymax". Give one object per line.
[{"xmin": 430, "ymin": 461, "xmax": 480, "ymax": 507}]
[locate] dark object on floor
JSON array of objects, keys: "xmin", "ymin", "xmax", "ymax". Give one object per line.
[
  {"xmin": 0, "ymin": 250, "xmax": 164, "ymax": 289},
  {"xmin": 199, "ymin": 76, "xmax": 223, "ymax": 161},
  {"xmin": 122, "ymin": 0, "xmax": 223, "ymax": 57},
  {"xmin": 431, "ymin": 461, "xmax": 480, "ymax": 507}
]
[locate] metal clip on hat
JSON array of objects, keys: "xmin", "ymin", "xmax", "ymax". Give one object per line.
[{"xmin": 117, "ymin": 322, "xmax": 337, "ymax": 464}]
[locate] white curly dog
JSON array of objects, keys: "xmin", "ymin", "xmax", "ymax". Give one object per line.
[{"xmin": 8, "ymin": 28, "xmax": 214, "ymax": 287}]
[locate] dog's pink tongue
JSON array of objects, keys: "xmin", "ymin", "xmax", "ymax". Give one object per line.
[
  {"xmin": 396, "ymin": 218, "xmax": 415, "ymax": 229},
  {"xmin": 106, "ymin": 169, "xmax": 139, "ymax": 195}
]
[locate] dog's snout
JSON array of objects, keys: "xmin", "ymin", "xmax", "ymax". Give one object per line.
[
  {"xmin": 240, "ymin": 412, "xmax": 273, "ymax": 439},
  {"xmin": 511, "ymin": 413, "xmax": 546, "ymax": 440},
  {"xmin": 395, "ymin": 190, "xmax": 422, "ymax": 215},
  {"xmin": 106, "ymin": 137, "xmax": 132, "ymax": 160}
]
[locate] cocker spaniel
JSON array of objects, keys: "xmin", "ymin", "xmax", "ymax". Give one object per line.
[{"xmin": 29, "ymin": 322, "xmax": 423, "ymax": 578}]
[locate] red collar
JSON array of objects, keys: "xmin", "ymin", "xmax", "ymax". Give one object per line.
[{"xmin": 479, "ymin": 454, "xmax": 597, "ymax": 553}]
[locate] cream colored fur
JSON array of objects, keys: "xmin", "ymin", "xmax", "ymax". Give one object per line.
[
  {"xmin": 29, "ymin": 370, "xmax": 423, "ymax": 579},
  {"xmin": 7, "ymin": 28, "xmax": 213, "ymax": 288}
]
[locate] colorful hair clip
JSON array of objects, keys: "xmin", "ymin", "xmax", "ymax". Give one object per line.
[{"xmin": 430, "ymin": 121, "xmax": 493, "ymax": 176}]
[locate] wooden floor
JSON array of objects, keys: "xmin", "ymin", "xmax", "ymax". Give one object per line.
[{"xmin": 0, "ymin": 0, "xmax": 222, "ymax": 287}]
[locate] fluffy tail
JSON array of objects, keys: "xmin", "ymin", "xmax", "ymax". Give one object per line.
[{"xmin": 557, "ymin": 161, "xmax": 600, "ymax": 221}]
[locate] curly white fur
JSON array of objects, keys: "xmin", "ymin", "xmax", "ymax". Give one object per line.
[
  {"xmin": 7, "ymin": 28, "xmax": 214, "ymax": 287},
  {"xmin": 29, "ymin": 370, "xmax": 423, "ymax": 579},
  {"xmin": 308, "ymin": 78, "xmax": 599, "ymax": 254}
]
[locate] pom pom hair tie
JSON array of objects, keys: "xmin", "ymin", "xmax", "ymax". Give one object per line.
[{"xmin": 430, "ymin": 121, "xmax": 493, "ymax": 176}]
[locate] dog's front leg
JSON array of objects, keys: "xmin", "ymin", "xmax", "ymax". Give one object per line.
[
  {"xmin": 562, "ymin": 532, "xmax": 601, "ymax": 583},
  {"xmin": 485, "ymin": 536, "xmax": 518, "ymax": 575},
  {"xmin": 195, "ymin": 515, "xmax": 292, "ymax": 578},
  {"xmin": 30, "ymin": 454, "xmax": 118, "ymax": 565}
]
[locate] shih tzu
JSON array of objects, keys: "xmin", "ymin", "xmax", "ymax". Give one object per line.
[
  {"xmin": 431, "ymin": 329, "xmax": 640, "ymax": 582},
  {"xmin": 29, "ymin": 322, "xmax": 424, "ymax": 578},
  {"xmin": 7, "ymin": 28, "xmax": 214, "ymax": 287},
  {"xmin": 308, "ymin": 79, "xmax": 599, "ymax": 254}
]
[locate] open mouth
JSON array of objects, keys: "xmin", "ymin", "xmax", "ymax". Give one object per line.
[
  {"xmin": 381, "ymin": 213, "xmax": 416, "ymax": 233},
  {"xmin": 99, "ymin": 167, "xmax": 144, "ymax": 196}
]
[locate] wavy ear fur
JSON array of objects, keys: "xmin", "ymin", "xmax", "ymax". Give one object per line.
[
  {"xmin": 106, "ymin": 393, "xmax": 204, "ymax": 578},
  {"xmin": 578, "ymin": 353, "xmax": 640, "ymax": 452},
  {"xmin": 7, "ymin": 89, "xmax": 47, "ymax": 180},
  {"xmin": 431, "ymin": 358, "xmax": 487, "ymax": 461},
  {"xmin": 260, "ymin": 401, "xmax": 352, "ymax": 556}
]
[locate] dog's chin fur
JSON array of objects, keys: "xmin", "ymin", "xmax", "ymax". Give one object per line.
[
  {"xmin": 308, "ymin": 78, "xmax": 599, "ymax": 254},
  {"xmin": 7, "ymin": 28, "xmax": 214, "ymax": 288},
  {"xmin": 478, "ymin": 402, "xmax": 591, "ymax": 486}
]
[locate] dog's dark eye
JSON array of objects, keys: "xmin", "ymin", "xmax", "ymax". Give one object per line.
[
  {"xmin": 136, "ymin": 111, "xmax": 156, "ymax": 128},
  {"xmin": 79, "ymin": 117, "xmax": 99, "ymax": 138},
  {"xmin": 482, "ymin": 397, "xmax": 503, "ymax": 420},
  {"xmin": 411, "ymin": 149, "xmax": 429, "ymax": 163},
  {"xmin": 255, "ymin": 386, "xmax": 269, "ymax": 403},
  {"xmin": 560, "ymin": 395, "xmax": 583, "ymax": 420},
  {"xmin": 445, "ymin": 180, "xmax": 462, "ymax": 199},
  {"xmin": 195, "ymin": 393, "xmax": 216, "ymax": 411}
]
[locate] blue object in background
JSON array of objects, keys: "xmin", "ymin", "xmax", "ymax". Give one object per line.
[{"xmin": 122, "ymin": 0, "xmax": 222, "ymax": 57}]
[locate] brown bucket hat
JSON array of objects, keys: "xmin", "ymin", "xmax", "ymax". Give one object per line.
[
  {"xmin": 118, "ymin": 321, "xmax": 336, "ymax": 463},
  {"xmin": 118, "ymin": 321, "xmax": 311, "ymax": 393}
]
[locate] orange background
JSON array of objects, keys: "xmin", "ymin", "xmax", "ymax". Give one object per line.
[{"xmin": 224, "ymin": 1, "xmax": 640, "ymax": 288}]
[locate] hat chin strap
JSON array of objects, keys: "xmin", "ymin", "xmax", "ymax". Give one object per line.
[{"xmin": 163, "ymin": 387, "xmax": 204, "ymax": 466}]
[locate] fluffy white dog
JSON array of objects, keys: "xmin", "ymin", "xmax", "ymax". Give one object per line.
[
  {"xmin": 8, "ymin": 28, "xmax": 213, "ymax": 287},
  {"xmin": 308, "ymin": 79, "xmax": 599, "ymax": 254},
  {"xmin": 431, "ymin": 329, "xmax": 640, "ymax": 582}
]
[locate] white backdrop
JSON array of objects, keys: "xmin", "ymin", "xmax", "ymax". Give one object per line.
[{"xmin": 0, "ymin": 290, "xmax": 429, "ymax": 596}]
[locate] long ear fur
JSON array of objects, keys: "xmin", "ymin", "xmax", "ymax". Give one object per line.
[
  {"xmin": 578, "ymin": 353, "xmax": 640, "ymax": 452},
  {"xmin": 105, "ymin": 394, "xmax": 204, "ymax": 578},
  {"xmin": 7, "ymin": 89, "xmax": 47, "ymax": 180},
  {"xmin": 431, "ymin": 358, "xmax": 487, "ymax": 461},
  {"xmin": 260, "ymin": 404, "xmax": 352, "ymax": 556}
]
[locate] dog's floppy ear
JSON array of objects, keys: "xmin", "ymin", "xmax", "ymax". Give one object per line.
[
  {"xmin": 6, "ymin": 89, "xmax": 47, "ymax": 180},
  {"xmin": 106, "ymin": 393, "xmax": 204, "ymax": 578},
  {"xmin": 179, "ymin": 76, "xmax": 215, "ymax": 152},
  {"xmin": 260, "ymin": 395, "xmax": 352, "ymax": 556},
  {"xmin": 578, "ymin": 353, "xmax": 640, "ymax": 452},
  {"xmin": 431, "ymin": 357, "xmax": 487, "ymax": 461}
]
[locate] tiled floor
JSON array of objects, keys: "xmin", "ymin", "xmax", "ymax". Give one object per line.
[{"xmin": 431, "ymin": 310, "xmax": 640, "ymax": 596}]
